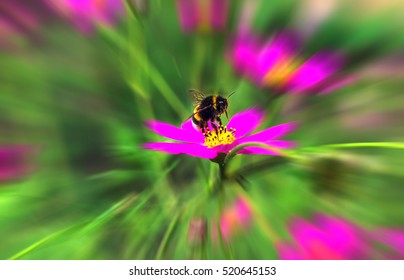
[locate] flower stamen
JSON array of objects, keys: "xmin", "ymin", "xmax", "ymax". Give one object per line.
[
  {"xmin": 204, "ymin": 125, "xmax": 236, "ymax": 148},
  {"xmin": 263, "ymin": 56, "xmax": 301, "ymax": 88}
]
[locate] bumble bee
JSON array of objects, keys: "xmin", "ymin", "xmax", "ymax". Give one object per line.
[{"xmin": 188, "ymin": 89, "xmax": 235, "ymax": 133}]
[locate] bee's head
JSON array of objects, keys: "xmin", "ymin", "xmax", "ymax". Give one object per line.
[{"xmin": 216, "ymin": 96, "xmax": 228, "ymax": 113}]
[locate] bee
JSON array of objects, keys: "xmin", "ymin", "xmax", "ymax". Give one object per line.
[{"xmin": 188, "ymin": 89, "xmax": 235, "ymax": 133}]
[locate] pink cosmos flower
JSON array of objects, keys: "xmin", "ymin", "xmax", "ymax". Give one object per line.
[
  {"xmin": 176, "ymin": 0, "xmax": 229, "ymax": 33},
  {"xmin": 187, "ymin": 217, "xmax": 208, "ymax": 244},
  {"xmin": 373, "ymin": 229, "xmax": 404, "ymax": 258},
  {"xmin": 47, "ymin": 0, "xmax": 124, "ymax": 33},
  {"xmin": 143, "ymin": 108, "xmax": 297, "ymax": 162},
  {"xmin": 0, "ymin": 1, "xmax": 55, "ymax": 50},
  {"xmin": 0, "ymin": 145, "xmax": 38, "ymax": 183},
  {"xmin": 229, "ymin": 32, "xmax": 354, "ymax": 95},
  {"xmin": 277, "ymin": 213, "xmax": 404, "ymax": 260},
  {"xmin": 211, "ymin": 197, "xmax": 252, "ymax": 242}
]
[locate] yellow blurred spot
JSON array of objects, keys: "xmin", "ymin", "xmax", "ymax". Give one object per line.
[{"xmin": 263, "ymin": 56, "xmax": 302, "ymax": 88}]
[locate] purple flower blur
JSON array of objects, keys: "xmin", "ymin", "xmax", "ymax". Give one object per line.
[
  {"xmin": 143, "ymin": 108, "xmax": 297, "ymax": 162},
  {"xmin": 176, "ymin": 0, "xmax": 229, "ymax": 33},
  {"xmin": 0, "ymin": 145, "xmax": 38, "ymax": 183},
  {"xmin": 277, "ymin": 213, "xmax": 404, "ymax": 259},
  {"xmin": 0, "ymin": 1, "xmax": 56, "ymax": 50},
  {"xmin": 229, "ymin": 32, "xmax": 354, "ymax": 95},
  {"xmin": 47, "ymin": 0, "xmax": 124, "ymax": 33},
  {"xmin": 187, "ymin": 217, "xmax": 207, "ymax": 244},
  {"xmin": 211, "ymin": 196, "xmax": 252, "ymax": 242}
]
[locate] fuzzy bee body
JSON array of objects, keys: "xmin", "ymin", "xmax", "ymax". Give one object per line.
[{"xmin": 189, "ymin": 90, "xmax": 229, "ymax": 133}]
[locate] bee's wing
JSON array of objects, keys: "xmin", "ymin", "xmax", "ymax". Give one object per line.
[
  {"xmin": 184, "ymin": 104, "xmax": 212, "ymax": 121},
  {"xmin": 189, "ymin": 89, "xmax": 206, "ymax": 105}
]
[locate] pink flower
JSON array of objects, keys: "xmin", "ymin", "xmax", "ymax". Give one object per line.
[
  {"xmin": 277, "ymin": 213, "xmax": 404, "ymax": 260},
  {"xmin": 0, "ymin": 145, "xmax": 38, "ymax": 183},
  {"xmin": 47, "ymin": 0, "xmax": 124, "ymax": 33},
  {"xmin": 214, "ymin": 197, "xmax": 252, "ymax": 241},
  {"xmin": 373, "ymin": 229, "xmax": 404, "ymax": 258},
  {"xmin": 0, "ymin": 1, "xmax": 55, "ymax": 50},
  {"xmin": 229, "ymin": 32, "xmax": 353, "ymax": 94},
  {"xmin": 176, "ymin": 0, "xmax": 229, "ymax": 33},
  {"xmin": 143, "ymin": 108, "xmax": 297, "ymax": 161},
  {"xmin": 187, "ymin": 217, "xmax": 207, "ymax": 244}
]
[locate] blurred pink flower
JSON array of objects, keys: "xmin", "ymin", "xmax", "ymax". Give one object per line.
[
  {"xmin": 143, "ymin": 108, "xmax": 297, "ymax": 161},
  {"xmin": 0, "ymin": 1, "xmax": 55, "ymax": 49},
  {"xmin": 215, "ymin": 197, "xmax": 252, "ymax": 241},
  {"xmin": 47, "ymin": 0, "xmax": 124, "ymax": 33},
  {"xmin": 277, "ymin": 213, "xmax": 404, "ymax": 259},
  {"xmin": 176, "ymin": 0, "xmax": 229, "ymax": 33},
  {"xmin": 229, "ymin": 32, "xmax": 354, "ymax": 95},
  {"xmin": 0, "ymin": 145, "xmax": 38, "ymax": 183},
  {"xmin": 187, "ymin": 217, "xmax": 208, "ymax": 244},
  {"xmin": 373, "ymin": 229, "xmax": 404, "ymax": 257}
]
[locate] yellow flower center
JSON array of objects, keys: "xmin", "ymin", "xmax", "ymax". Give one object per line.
[
  {"xmin": 263, "ymin": 56, "xmax": 301, "ymax": 88},
  {"xmin": 204, "ymin": 126, "xmax": 236, "ymax": 148}
]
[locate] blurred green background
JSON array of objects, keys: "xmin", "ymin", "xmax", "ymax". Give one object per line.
[{"xmin": 1, "ymin": 0, "xmax": 404, "ymax": 259}]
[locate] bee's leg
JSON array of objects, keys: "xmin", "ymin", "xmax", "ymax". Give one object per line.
[
  {"xmin": 210, "ymin": 118, "xmax": 219, "ymax": 133},
  {"xmin": 201, "ymin": 121, "xmax": 208, "ymax": 134},
  {"xmin": 216, "ymin": 116, "xmax": 223, "ymax": 127}
]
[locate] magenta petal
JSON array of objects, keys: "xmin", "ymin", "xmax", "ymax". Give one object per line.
[
  {"xmin": 315, "ymin": 214, "xmax": 366, "ymax": 259},
  {"xmin": 180, "ymin": 119, "xmax": 205, "ymax": 143},
  {"xmin": 266, "ymin": 140, "xmax": 296, "ymax": 149},
  {"xmin": 373, "ymin": 229, "xmax": 404, "ymax": 256},
  {"xmin": 230, "ymin": 36, "xmax": 261, "ymax": 82},
  {"xmin": 276, "ymin": 242, "xmax": 305, "ymax": 260},
  {"xmin": 147, "ymin": 120, "xmax": 203, "ymax": 143},
  {"xmin": 319, "ymin": 75, "xmax": 356, "ymax": 95},
  {"xmin": 0, "ymin": 145, "xmax": 38, "ymax": 181},
  {"xmin": 143, "ymin": 142, "xmax": 217, "ymax": 159},
  {"xmin": 237, "ymin": 122, "xmax": 298, "ymax": 144},
  {"xmin": 235, "ymin": 198, "xmax": 251, "ymax": 225},
  {"xmin": 227, "ymin": 108, "xmax": 265, "ymax": 138},
  {"xmin": 237, "ymin": 146, "xmax": 283, "ymax": 156},
  {"xmin": 287, "ymin": 52, "xmax": 344, "ymax": 93},
  {"xmin": 176, "ymin": 0, "xmax": 199, "ymax": 32},
  {"xmin": 210, "ymin": 0, "xmax": 228, "ymax": 30},
  {"xmin": 257, "ymin": 33, "xmax": 298, "ymax": 79}
]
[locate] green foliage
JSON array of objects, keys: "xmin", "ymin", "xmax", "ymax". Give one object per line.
[{"xmin": 1, "ymin": 0, "xmax": 404, "ymax": 260}]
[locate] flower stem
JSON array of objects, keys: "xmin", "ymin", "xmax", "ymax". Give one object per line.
[
  {"xmin": 212, "ymin": 162, "xmax": 235, "ymax": 259},
  {"xmin": 218, "ymin": 163, "xmax": 226, "ymax": 191},
  {"xmin": 223, "ymin": 142, "xmax": 300, "ymax": 166},
  {"xmin": 299, "ymin": 142, "xmax": 404, "ymax": 152},
  {"xmin": 156, "ymin": 210, "xmax": 181, "ymax": 260}
]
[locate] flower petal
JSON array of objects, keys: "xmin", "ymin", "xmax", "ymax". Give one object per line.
[
  {"xmin": 229, "ymin": 36, "xmax": 261, "ymax": 82},
  {"xmin": 276, "ymin": 242, "xmax": 306, "ymax": 260},
  {"xmin": 146, "ymin": 120, "xmax": 203, "ymax": 143},
  {"xmin": 237, "ymin": 122, "xmax": 298, "ymax": 144},
  {"xmin": 287, "ymin": 52, "xmax": 344, "ymax": 93},
  {"xmin": 236, "ymin": 146, "xmax": 283, "ymax": 156},
  {"xmin": 180, "ymin": 119, "xmax": 205, "ymax": 143},
  {"xmin": 143, "ymin": 142, "xmax": 217, "ymax": 159},
  {"xmin": 0, "ymin": 145, "xmax": 38, "ymax": 181},
  {"xmin": 267, "ymin": 140, "xmax": 297, "ymax": 149},
  {"xmin": 176, "ymin": 0, "xmax": 199, "ymax": 32},
  {"xmin": 227, "ymin": 107, "xmax": 265, "ymax": 138},
  {"xmin": 210, "ymin": 0, "xmax": 228, "ymax": 30},
  {"xmin": 318, "ymin": 75, "xmax": 356, "ymax": 95},
  {"xmin": 257, "ymin": 33, "xmax": 298, "ymax": 80}
]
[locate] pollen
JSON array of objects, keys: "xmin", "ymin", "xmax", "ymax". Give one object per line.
[{"xmin": 204, "ymin": 126, "xmax": 236, "ymax": 148}]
